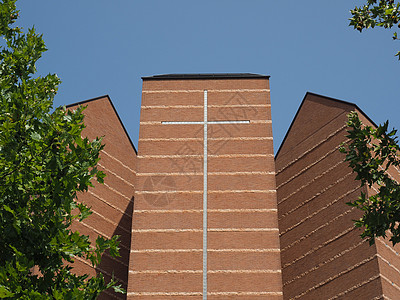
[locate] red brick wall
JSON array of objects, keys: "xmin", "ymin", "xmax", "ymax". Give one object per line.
[
  {"xmin": 128, "ymin": 77, "xmax": 283, "ymax": 299},
  {"xmin": 68, "ymin": 96, "xmax": 136, "ymax": 299},
  {"xmin": 276, "ymin": 94, "xmax": 385, "ymax": 299}
]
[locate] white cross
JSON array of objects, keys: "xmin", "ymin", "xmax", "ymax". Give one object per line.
[{"xmin": 162, "ymin": 90, "xmax": 250, "ymax": 300}]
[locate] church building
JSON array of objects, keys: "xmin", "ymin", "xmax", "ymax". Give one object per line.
[{"xmin": 67, "ymin": 74, "xmax": 400, "ymax": 299}]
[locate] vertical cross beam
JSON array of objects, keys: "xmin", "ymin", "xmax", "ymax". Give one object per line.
[{"xmin": 162, "ymin": 90, "xmax": 250, "ymax": 299}]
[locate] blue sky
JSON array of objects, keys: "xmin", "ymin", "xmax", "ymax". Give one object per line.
[{"xmin": 18, "ymin": 1, "xmax": 400, "ymax": 153}]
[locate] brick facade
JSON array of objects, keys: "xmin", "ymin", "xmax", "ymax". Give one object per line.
[
  {"xmin": 128, "ymin": 74, "xmax": 283, "ymax": 299},
  {"xmin": 66, "ymin": 76, "xmax": 400, "ymax": 300},
  {"xmin": 275, "ymin": 92, "xmax": 400, "ymax": 299},
  {"xmin": 68, "ymin": 96, "xmax": 136, "ymax": 299}
]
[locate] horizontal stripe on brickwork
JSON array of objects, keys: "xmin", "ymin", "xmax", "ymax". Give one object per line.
[
  {"xmin": 209, "ymin": 104, "xmax": 270, "ymax": 108},
  {"xmin": 74, "ymin": 256, "xmax": 127, "ymax": 284},
  {"xmin": 142, "ymin": 89, "xmax": 270, "ymax": 93},
  {"xmin": 129, "ymin": 251, "xmax": 202, "ymax": 271},
  {"xmin": 282, "ymin": 226, "xmax": 356, "ymax": 269},
  {"xmin": 141, "ymin": 90, "xmax": 203, "ymax": 106},
  {"xmin": 140, "ymin": 104, "xmax": 271, "ymax": 110},
  {"xmin": 141, "ymin": 108, "xmax": 203, "ymax": 123},
  {"xmin": 381, "ymin": 273, "xmax": 400, "ymax": 298},
  {"xmin": 132, "ymin": 211, "xmax": 201, "ymax": 230},
  {"xmin": 376, "ymin": 239, "xmax": 400, "ymax": 276},
  {"xmin": 140, "ymin": 107, "xmax": 271, "ymax": 123},
  {"xmin": 130, "ymin": 248, "xmax": 279, "ymax": 253},
  {"xmin": 281, "ymin": 230, "xmax": 369, "ymax": 285},
  {"xmin": 135, "ymin": 175, "xmax": 202, "ymax": 191},
  {"xmin": 127, "ymin": 292, "xmax": 202, "ymax": 297},
  {"xmin": 283, "ymin": 239, "xmax": 367, "ymax": 287},
  {"xmin": 281, "ymin": 207, "xmax": 356, "ymax": 252},
  {"xmin": 87, "ymin": 190, "xmax": 131, "ymax": 217},
  {"xmin": 278, "ymin": 172, "xmax": 356, "ymax": 225},
  {"xmin": 131, "ymin": 231, "xmax": 202, "ymax": 250},
  {"xmin": 135, "ymin": 171, "xmax": 274, "ymax": 176},
  {"xmin": 276, "ymin": 144, "xmax": 343, "ymax": 189},
  {"xmin": 280, "ymin": 187, "xmax": 360, "ymax": 237},
  {"xmin": 103, "ymin": 182, "xmax": 132, "ymax": 201},
  {"xmin": 284, "ymin": 242, "xmax": 377, "ymax": 297},
  {"xmin": 83, "ymin": 206, "xmax": 130, "ymax": 235},
  {"xmin": 208, "ymin": 231, "xmax": 280, "ymax": 249},
  {"xmin": 328, "ymin": 276, "xmax": 382, "ymax": 300},
  {"xmin": 208, "ymin": 251, "xmax": 281, "ymax": 271},
  {"xmin": 129, "ymin": 269, "xmax": 281, "ymax": 274},
  {"xmin": 136, "ymin": 189, "xmax": 276, "ymax": 194},
  {"xmin": 276, "ymin": 136, "xmax": 345, "ymax": 185},
  {"xmin": 142, "ymin": 105, "xmax": 203, "ymax": 108},
  {"xmin": 138, "ymin": 153, "xmax": 273, "ymax": 158},
  {"xmin": 139, "ymin": 123, "xmax": 272, "ymax": 139},
  {"xmin": 276, "ymin": 124, "xmax": 347, "ymax": 174},
  {"xmin": 208, "ymin": 211, "xmax": 278, "ymax": 229},
  {"xmin": 291, "ymin": 256, "xmax": 378, "ymax": 299},
  {"xmin": 100, "ymin": 149, "xmax": 135, "ymax": 171},
  {"xmin": 377, "ymin": 254, "xmax": 400, "ymax": 283},
  {"xmin": 78, "ymin": 192, "xmax": 131, "ymax": 223},
  {"xmin": 133, "ymin": 211, "xmax": 278, "ymax": 231},
  {"xmin": 132, "ymin": 228, "xmax": 279, "ymax": 233},
  {"xmin": 276, "ymin": 107, "xmax": 348, "ymax": 168},
  {"xmin": 134, "ymin": 208, "xmax": 277, "ymax": 213},
  {"xmin": 208, "ymin": 106, "xmax": 271, "ymax": 121},
  {"xmin": 278, "ymin": 172, "xmax": 354, "ymax": 220},
  {"xmin": 207, "ymin": 272, "xmax": 282, "ymax": 293},
  {"xmin": 281, "ymin": 213, "xmax": 361, "ymax": 264},
  {"xmin": 97, "ymin": 162, "xmax": 134, "ymax": 188},
  {"xmin": 208, "ymin": 291, "xmax": 282, "ymax": 297},
  {"xmin": 140, "ymin": 98, "xmax": 271, "ymax": 111},
  {"xmin": 71, "ymin": 221, "xmax": 130, "ymax": 252},
  {"xmin": 128, "ymin": 273, "xmax": 202, "ymax": 293},
  {"xmin": 139, "ymin": 136, "xmax": 272, "ymax": 141},
  {"xmin": 127, "ymin": 291, "xmax": 282, "ymax": 297},
  {"xmin": 89, "ymin": 178, "xmax": 133, "ymax": 204},
  {"xmin": 377, "ymin": 253, "xmax": 400, "ymax": 298},
  {"xmin": 139, "ymin": 120, "xmax": 272, "ymax": 125},
  {"xmin": 132, "ymin": 192, "xmax": 203, "ymax": 210},
  {"xmin": 139, "ymin": 123, "xmax": 203, "ymax": 139},
  {"xmin": 278, "ymin": 159, "xmax": 346, "ymax": 205},
  {"xmin": 208, "ymin": 173, "xmax": 275, "ymax": 191},
  {"xmin": 138, "ymin": 139, "xmax": 203, "ymax": 155}
]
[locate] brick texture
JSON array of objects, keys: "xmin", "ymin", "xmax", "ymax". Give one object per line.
[
  {"xmin": 68, "ymin": 96, "xmax": 136, "ymax": 299},
  {"xmin": 128, "ymin": 77, "xmax": 283, "ymax": 298},
  {"xmin": 276, "ymin": 93, "xmax": 400, "ymax": 299}
]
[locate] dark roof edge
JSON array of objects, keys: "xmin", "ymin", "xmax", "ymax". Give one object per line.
[
  {"xmin": 274, "ymin": 91, "xmax": 377, "ymax": 160},
  {"xmin": 142, "ymin": 73, "xmax": 270, "ymax": 81},
  {"xmin": 66, "ymin": 95, "xmax": 138, "ymax": 155}
]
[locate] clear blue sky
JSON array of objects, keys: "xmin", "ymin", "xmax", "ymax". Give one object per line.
[{"xmin": 18, "ymin": 1, "xmax": 400, "ymax": 153}]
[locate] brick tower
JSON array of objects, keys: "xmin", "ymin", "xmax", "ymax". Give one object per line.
[
  {"xmin": 128, "ymin": 74, "xmax": 283, "ymax": 299},
  {"xmin": 275, "ymin": 92, "xmax": 400, "ymax": 299}
]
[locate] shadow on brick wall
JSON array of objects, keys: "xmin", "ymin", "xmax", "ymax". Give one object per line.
[{"xmin": 97, "ymin": 196, "xmax": 134, "ymax": 300}]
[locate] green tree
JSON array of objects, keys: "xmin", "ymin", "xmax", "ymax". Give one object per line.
[
  {"xmin": 0, "ymin": 0, "xmax": 122, "ymax": 298},
  {"xmin": 346, "ymin": 2, "xmax": 400, "ymax": 247},
  {"xmin": 350, "ymin": 0, "xmax": 400, "ymax": 59},
  {"xmin": 340, "ymin": 112, "xmax": 400, "ymax": 246}
]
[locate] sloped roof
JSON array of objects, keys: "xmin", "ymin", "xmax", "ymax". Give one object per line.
[
  {"xmin": 275, "ymin": 92, "xmax": 377, "ymax": 159},
  {"xmin": 66, "ymin": 95, "xmax": 137, "ymax": 154}
]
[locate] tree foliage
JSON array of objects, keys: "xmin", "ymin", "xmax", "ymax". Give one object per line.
[
  {"xmin": 0, "ymin": 0, "xmax": 122, "ymax": 298},
  {"xmin": 350, "ymin": 0, "xmax": 400, "ymax": 59},
  {"xmin": 340, "ymin": 112, "xmax": 400, "ymax": 246}
]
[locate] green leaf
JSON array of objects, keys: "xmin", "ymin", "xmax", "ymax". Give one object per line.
[
  {"xmin": 0, "ymin": 285, "xmax": 14, "ymax": 298},
  {"xmin": 31, "ymin": 132, "xmax": 42, "ymax": 141}
]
